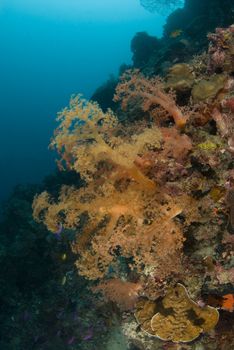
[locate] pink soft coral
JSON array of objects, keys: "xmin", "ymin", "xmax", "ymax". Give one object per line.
[{"xmin": 114, "ymin": 69, "xmax": 188, "ymax": 128}]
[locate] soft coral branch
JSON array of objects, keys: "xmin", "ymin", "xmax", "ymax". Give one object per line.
[
  {"xmin": 114, "ymin": 69, "xmax": 188, "ymax": 128},
  {"xmin": 51, "ymin": 94, "xmax": 157, "ymax": 190}
]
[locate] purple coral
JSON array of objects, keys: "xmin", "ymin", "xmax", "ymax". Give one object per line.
[{"xmin": 207, "ymin": 25, "xmax": 234, "ymax": 74}]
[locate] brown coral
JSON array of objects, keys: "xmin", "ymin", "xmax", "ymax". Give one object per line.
[
  {"xmin": 50, "ymin": 94, "xmax": 157, "ymax": 190},
  {"xmin": 93, "ymin": 279, "xmax": 142, "ymax": 311},
  {"xmin": 135, "ymin": 284, "xmax": 219, "ymax": 343},
  {"xmin": 32, "ymin": 95, "xmax": 188, "ymax": 281},
  {"xmin": 191, "ymin": 74, "xmax": 227, "ymax": 103},
  {"xmin": 165, "ymin": 63, "xmax": 194, "ymax": 92}
]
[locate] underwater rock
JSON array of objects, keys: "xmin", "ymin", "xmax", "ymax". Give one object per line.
[
  {"xmin": 164, "ymin": 0, "xmax": 234, "ymax": 47},
  {"xmin": 131, "ymin": 32, "xmax": 162, "ymax": 69},
  {"xmin": 91, "ymin": 75, "xmax": 118, "ymax": 112}
]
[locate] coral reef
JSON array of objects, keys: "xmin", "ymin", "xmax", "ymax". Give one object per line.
[
  {"xmin": 31, "ymin": 24, "xmax": 234, "ymax": 350},
  {"xmin": 191, "ymin": 74, "xmax": 227, "ymax": 103},
  {"xmin": 2, "ymin": 1, "xmax": 234, "ymax": 349},
  {"xmin": 207, "ymin": 25, "xmax": 234, "ymax": 74},
  {"xmin": 91, "ymin": 1, "xmax": 234, "ymax": 105},
  {"xmin": 164, "ymin": 0, "xmax": 234, "ymax": 46}
]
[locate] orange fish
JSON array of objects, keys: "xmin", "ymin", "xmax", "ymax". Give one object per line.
[
  {"xmin": 207, "ymin": 294, "xmax": 234, "ymax": 312},
  {"xmin": 170, "ymin": 29, "xmax": 183, "ymax": 38},
  {"xmin": 221, "ymin": 294, "xmax": 234, "ymax": 312}
]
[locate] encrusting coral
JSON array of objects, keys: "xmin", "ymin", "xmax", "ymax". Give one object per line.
[
  {"xmin": 191, "ymin": 74, "xmax": 227, "ymax": 103},
  {"xmin": 165, "ymin": 63, "xmax": 194, "ymax": 92},
  {"xmin": 135, "ymin": 284, "xmax": 219, "ymax": 343}
]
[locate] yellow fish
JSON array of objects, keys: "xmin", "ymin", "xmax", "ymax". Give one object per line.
[
  {"xmin": 61, "ymin": 253, "xmax": 67, "ymax": 261},
  {"xmin": 170, "ymin": 29, "xmax": 183, "ymax": 38},
  {"xmin": 61, "ymin": 276, "xmax": 66, "ymax": 285}
]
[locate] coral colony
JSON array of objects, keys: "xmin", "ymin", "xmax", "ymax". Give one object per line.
[{"xmin": 31, "ymin": 24, "xmax": 234, "ymax": 349}]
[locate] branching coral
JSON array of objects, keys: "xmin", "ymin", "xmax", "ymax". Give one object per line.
[{"xmin": 114, "ymin": 69, "xmax": 188, "ymax": 128}]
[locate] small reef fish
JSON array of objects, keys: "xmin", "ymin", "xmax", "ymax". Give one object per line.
[
  {"xmin": 221, "ymin": 294, "xmax": 234, "ymax": 312},
  {"xmin": 61, "ymin": 253, "xmax": 67, "ymax": 261},
  {"xmin": 54, "ymin": 223, "xmax": 63, "ymax": 239},
  {"xmin": 207, "ymin": 294, "xmax": 234, "ymax": 312},
  {"xmin": 170, "ymin": 29, "xmax": 183, "ymax": 38}
]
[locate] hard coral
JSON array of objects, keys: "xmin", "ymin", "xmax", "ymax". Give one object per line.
[{"xmin": 135, "ymin": 284, "xmax": 219, "ymax": 343}]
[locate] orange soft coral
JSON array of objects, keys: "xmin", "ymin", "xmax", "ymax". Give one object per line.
[
  {"xmin": 50, "ymin": 94, "xmax": 158, "ymax": 190},
  {"xmin": 33, "ymin": 96, "xmax": 190, "ymax": 281}
]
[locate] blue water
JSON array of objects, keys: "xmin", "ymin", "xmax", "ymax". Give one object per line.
[{"xmin": 0, "ymin": 1, "xmax": 166, "ymax": 204}]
